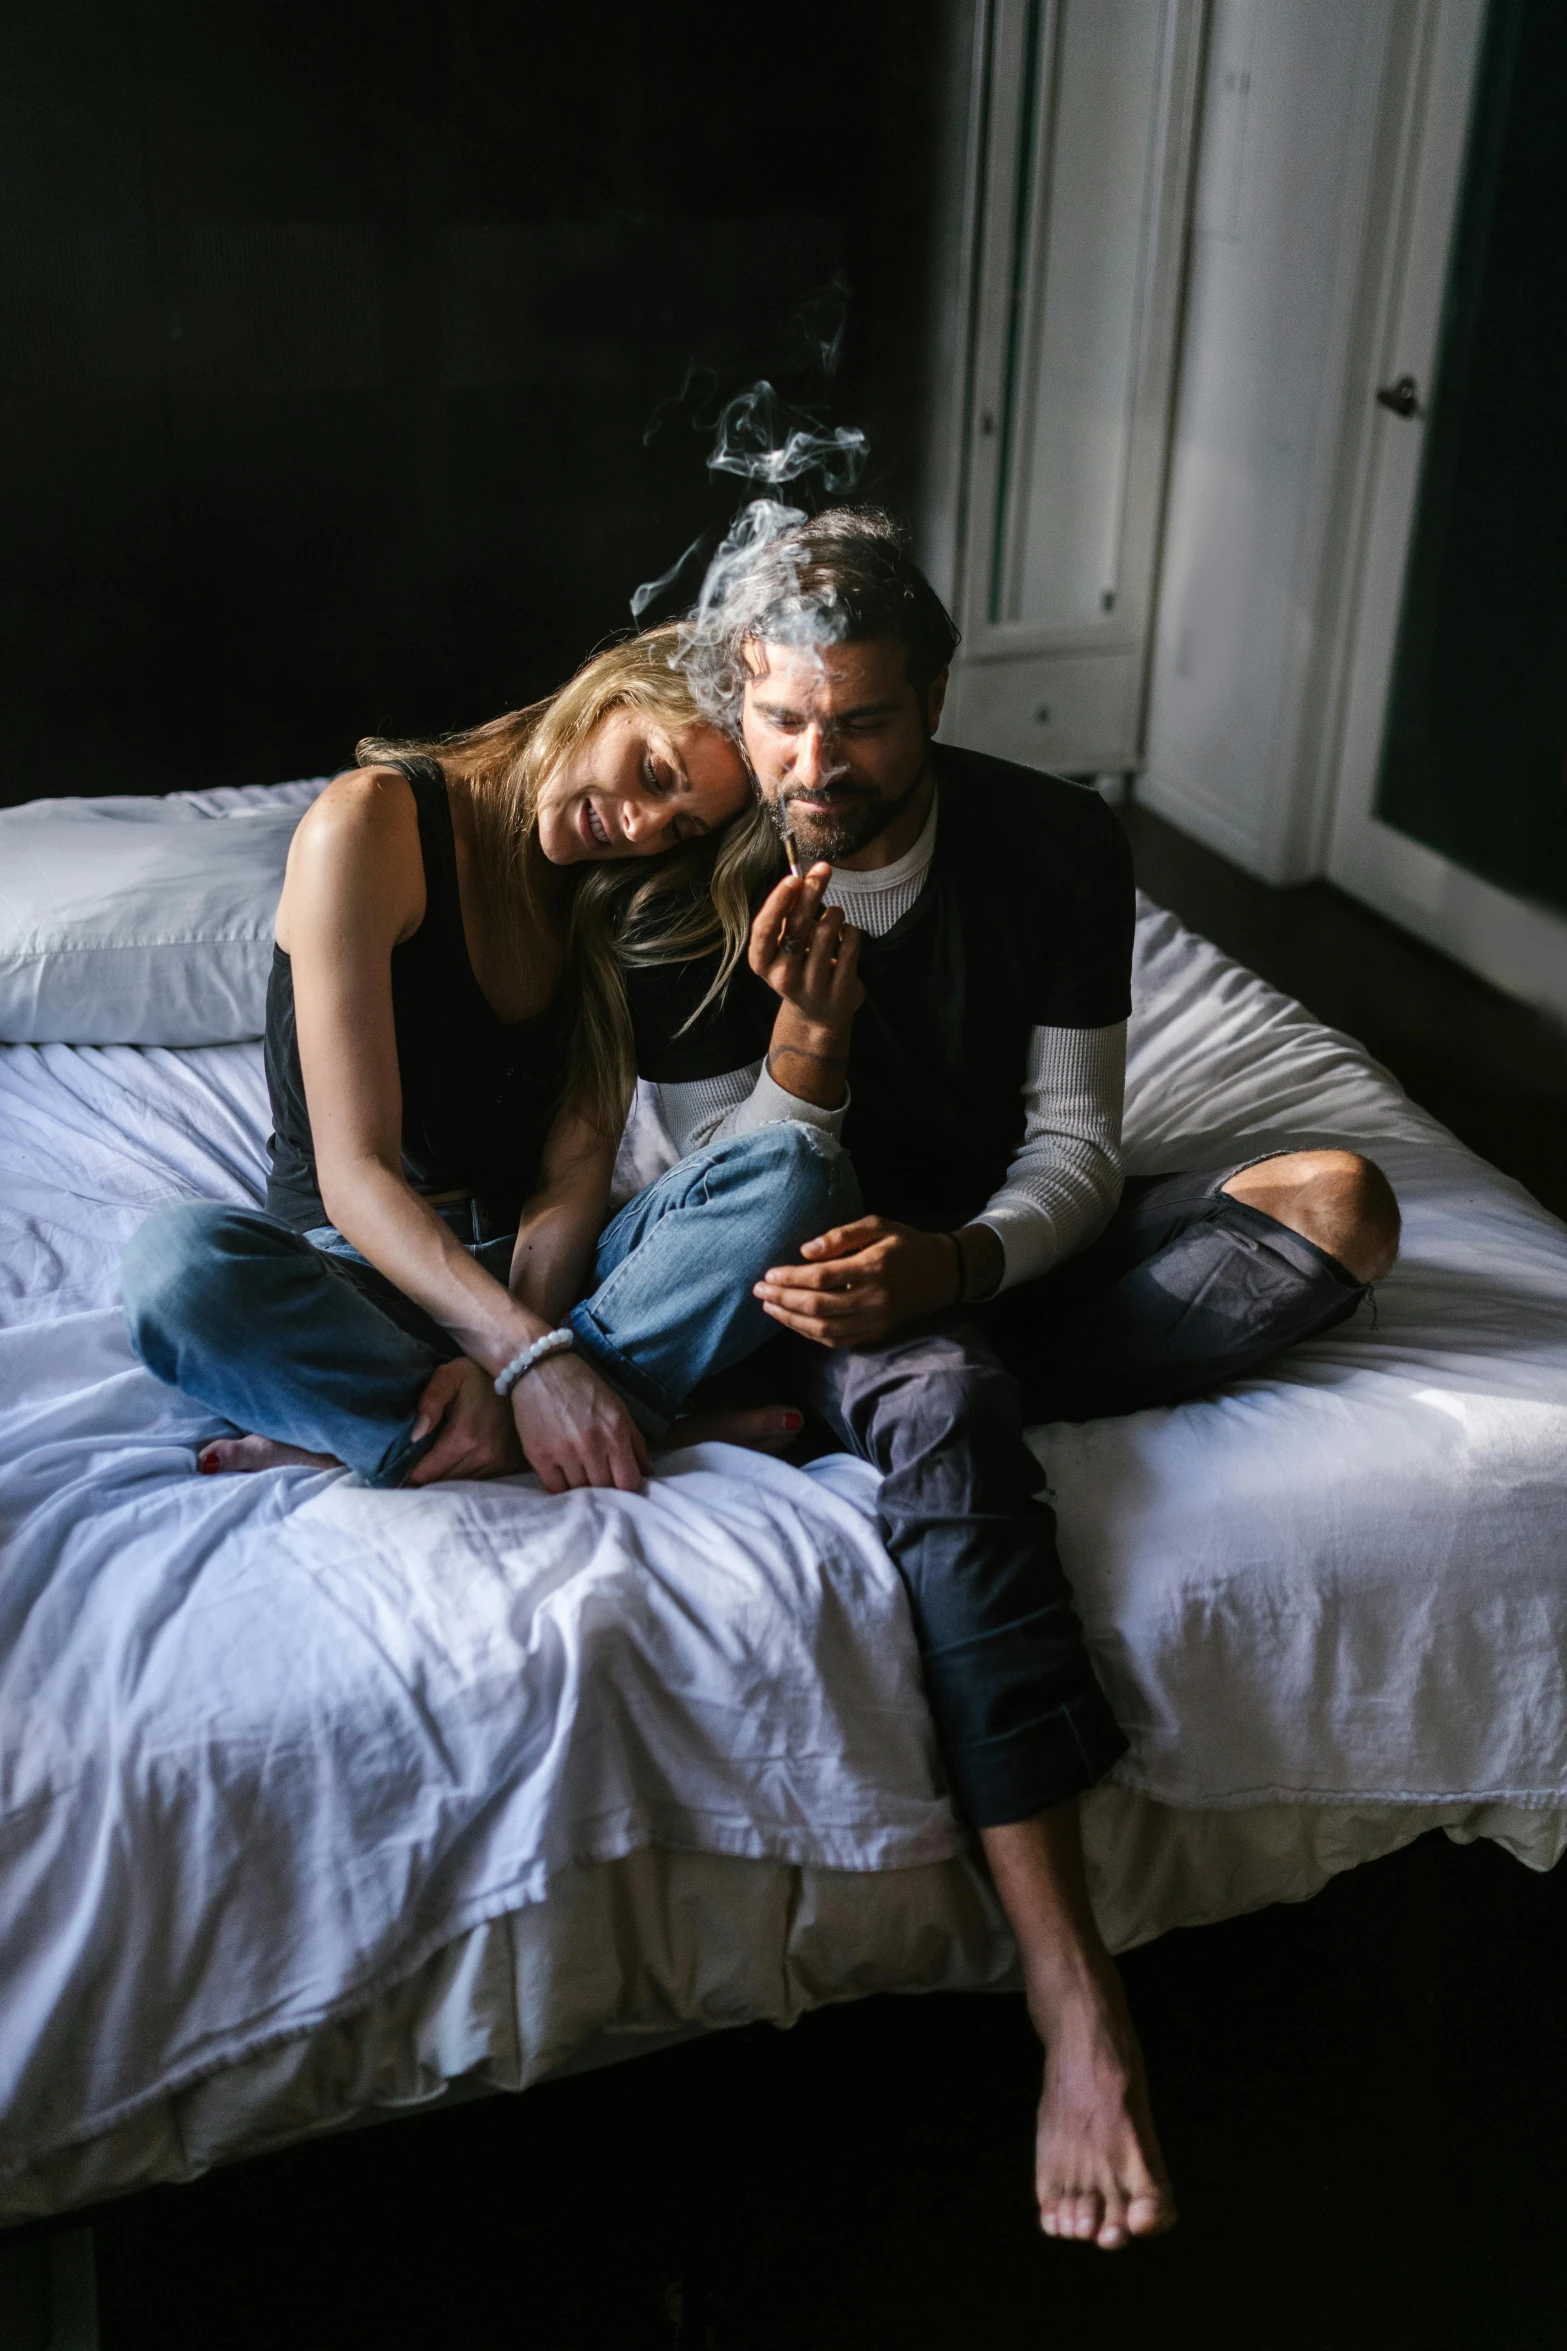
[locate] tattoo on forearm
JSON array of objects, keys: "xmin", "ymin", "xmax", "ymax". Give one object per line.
[{"xmin": 766, "ymin": 1046, "xmax": 849, "ymax": 1078}]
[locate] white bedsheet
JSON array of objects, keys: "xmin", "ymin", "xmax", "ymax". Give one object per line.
[
  {"xmin": 3, "ymin": 894, "xmax": 1566, "ymax": 2199},
  {"xmin": 1069, "ymin": 903, "xmax": 1567, "ymax": 1808},
  {"xmin": 0, "ymin": 1085, "xmax": 960, "ymax": 2169}
]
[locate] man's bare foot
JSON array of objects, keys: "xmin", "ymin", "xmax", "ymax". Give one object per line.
[
  {"xmin": 197, "ymin": 1436, "xmax": 340, "ymax": 1475},
  {"xmin": 980, "ymin": 1802, "xmax": 1176, "ymax": 2252},
  {"xmin": 657, "ymin": 1407, "xmax": 804, "ymax": 1457},
  {"xmin": 1031, "ymin": 1960, "xmax": 1176, "ymax": 2250}
]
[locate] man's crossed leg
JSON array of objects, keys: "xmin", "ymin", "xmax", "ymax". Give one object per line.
[{"xmin": 767, "ymin": 1148, "xmax": 1399, "ymax": 2248}]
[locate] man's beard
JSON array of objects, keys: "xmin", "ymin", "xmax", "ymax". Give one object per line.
[{"xmin": 777, "ymin": 763, "xmax": 930, "ymax": 865}]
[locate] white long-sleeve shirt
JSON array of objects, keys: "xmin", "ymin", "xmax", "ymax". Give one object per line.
[{"xmin": 654, "ymin": 797, "xmax": 1126, "ymax": 1291}]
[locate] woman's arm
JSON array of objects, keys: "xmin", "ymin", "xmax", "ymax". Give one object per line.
[
  {"xmin": 279, "ymin": 775, "xmax": 645, "ymax": 1491},
  {"xmin": 509, "ymin": 1106, "xmax": 618, "ymax": 1325},
  {"xmin": 282, "ymin": 774, "xmax": 545, "ymax": 1370}
]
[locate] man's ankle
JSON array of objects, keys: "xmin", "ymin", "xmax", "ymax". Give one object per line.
[{"xmin": 1022, "ymin": 1944, "xmax": 1125, "ymax": 2032}]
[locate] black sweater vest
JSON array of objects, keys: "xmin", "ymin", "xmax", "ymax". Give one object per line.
[{"xmin": 629, "ymin": 744, "xmax": 1135, "ymax": 1230}]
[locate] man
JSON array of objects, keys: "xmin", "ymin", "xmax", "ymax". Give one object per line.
[{"xmin": 630, "ymin": 508, "xmax": 1400, "ymax": 2250}]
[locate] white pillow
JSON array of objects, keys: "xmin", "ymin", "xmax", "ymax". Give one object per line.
[{"xmin": 0, "ymin": 780, "xmax": 329, "ymax": 1046}]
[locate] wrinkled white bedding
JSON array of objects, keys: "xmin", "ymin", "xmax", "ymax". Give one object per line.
[
  {"xmin": 3, "ymin": 882, "xmax": 1566, "ymax": 2215},
  {"xmin": 1075, "ymin": 903, "xmax": 1567, "ymax": 1807},
  {"xmin": 0, "ymin": 1143, "xmax": 960, "ymax": 2179}
]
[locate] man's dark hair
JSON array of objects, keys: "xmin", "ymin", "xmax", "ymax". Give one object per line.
[
  {"xmin": 677, "ymin": 502, "xmax": 961, "ymax": 725},
  {"xmin": 765, "ymin": 507, "xmax": 961, "ymax": 694}
]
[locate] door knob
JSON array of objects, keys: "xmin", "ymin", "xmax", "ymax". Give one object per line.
[{"xmin": 1375, "ymin": 374, "xmax": 1422, "ymax": 419}]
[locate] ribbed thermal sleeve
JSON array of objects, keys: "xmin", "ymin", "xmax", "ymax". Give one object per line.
[
  {"xmin": 656, "ymin": 1062, "xmax": 848, "ymax": 1156},
  {"xmin": 974, "ymin": 1021, "xmax": 1126, "ymax": 1291},
  {"xmin": 659, "ymin": 1022, "xmax": 1123, "ymax": 1292}
]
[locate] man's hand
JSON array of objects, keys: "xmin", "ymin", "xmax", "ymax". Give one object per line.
[
  {"xmin": 753, "ymin": 1216, "xmax": 967, "ymax": 1348},
  {"xmin": 407, "ymin": 1357, "xmax": 525, "ymax": 1484},
  {"xmin": 507, "ymin": 1349, "xmax": 650, "ymax": 1494},
  {"xmin": 748, "ymin": 866, "xmax": 863, "ymax": 1108}
]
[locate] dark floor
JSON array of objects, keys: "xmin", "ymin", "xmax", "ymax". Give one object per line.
[
  {"xmin": 12, "ymin": 807, "xmax": 1567, "ymax": 2351},
  {"xmin": 61, "ymin": 1831, "xmax": 1567, "ymax": 2350}
]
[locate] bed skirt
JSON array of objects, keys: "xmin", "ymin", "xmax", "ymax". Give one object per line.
[{"xmin": 7, "ymin": 1787, "xmax": 1561, "ymax": 2225}]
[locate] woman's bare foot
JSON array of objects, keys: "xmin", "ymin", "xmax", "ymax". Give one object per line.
[
  {"xmin": 657, "ymin": 1407, "xmax": 804, "ymax": 1457},
  {"xmin": 1031, "ymin": 1961, "xmax": 1176, "ymax": 2250},
  {"xmin": 198, "ymin": 1436, "xmax": 340, "ymax": 1475}
]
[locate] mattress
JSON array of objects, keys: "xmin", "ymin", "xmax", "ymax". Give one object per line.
[{"xmin": 3, "ymin": 894, "xmax": 1565, "ymax": 2221}]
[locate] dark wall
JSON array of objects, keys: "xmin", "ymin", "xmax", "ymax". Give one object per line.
[{"xmin": 0, "ymin": 1, "xmax": 948, "ymax": 801}]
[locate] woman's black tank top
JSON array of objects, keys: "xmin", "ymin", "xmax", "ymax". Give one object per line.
[{"xmin": 263, "ymin": 758, "xmax": 573, "ymax": 1235}]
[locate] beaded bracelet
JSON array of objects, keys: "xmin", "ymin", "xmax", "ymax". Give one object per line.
[{"xmin": 493, "ymin": 1327, "xmax": 575, "ymax": 1398}]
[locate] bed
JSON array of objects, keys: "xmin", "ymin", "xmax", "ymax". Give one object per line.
[{"xmin": 3, "ymin": 789, "xmax": 1566, "ymax": 2224}]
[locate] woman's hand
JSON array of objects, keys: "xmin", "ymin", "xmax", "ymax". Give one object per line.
[
  {"xmin": 508, "ymin": 1350, "xmax": 650, "ymax": 1494},
  {"xmin": 753, "ymin": 1216, "xmax": 968, "ymax": 1348},
  {"xmin": 405, "ymin": 1348, "xmax": 650, "ymax": 1492},
  {"xmin": 406, "ymin": 1357, "xmax": 525, "ymax": 1484}
]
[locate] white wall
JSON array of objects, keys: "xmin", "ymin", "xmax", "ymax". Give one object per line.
[{"xmin": 1139, "ymin": 0, "xmax": 1394, "ymax": 881}]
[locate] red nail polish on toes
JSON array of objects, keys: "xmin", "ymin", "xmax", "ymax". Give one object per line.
[
  {"xmin": 782, "ymin": 1412, "xmax": 804, "ymax": 1432},
  {"xmin": 198, "ymin": 1450, "xmax": 218, "ymax": 1474}
]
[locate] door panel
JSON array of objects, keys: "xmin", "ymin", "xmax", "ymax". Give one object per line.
[
  {"xmin": 990, "ymin": 0, "xmax": 1167, "ymax": 632},
  {"xmin": 943, "ymin": 647, "xmax": 1142, "ymax": 774},
  {"xmin": 948, "ymin": 0, "xmax": 1202, "ymax": 771}
]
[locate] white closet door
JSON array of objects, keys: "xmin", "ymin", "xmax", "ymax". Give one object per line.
[
  {"xmin": 944, "ymin": 0, "xmax": 1203, "ymax": 775},
  {"xmin": 1325, "ymin": 0, "xmax": 1567, "ymax": 1021}
]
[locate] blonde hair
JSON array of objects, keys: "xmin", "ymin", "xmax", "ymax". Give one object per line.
[{"xmin": 358, "ymin": 625, "xmax": 779, "ymax": 1134}]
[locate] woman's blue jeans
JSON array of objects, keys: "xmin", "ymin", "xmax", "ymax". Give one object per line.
[{"xmin": 123, "ymin": 1124, "xmax": 859, "ymax": 1486}]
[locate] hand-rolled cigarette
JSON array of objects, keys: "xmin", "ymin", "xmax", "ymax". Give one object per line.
[{"xmin": 781, "ymin": 821, "xmax": 804, "ymax": 879}]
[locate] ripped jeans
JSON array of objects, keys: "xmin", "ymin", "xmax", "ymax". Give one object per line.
[
  {"xmin": 123, "ymin": 1122, "xmax": 860, "ymax": 1486},
  {"xmin": 775, "ymin": 1159, "xmax": 1371, "ymax": 1828}
]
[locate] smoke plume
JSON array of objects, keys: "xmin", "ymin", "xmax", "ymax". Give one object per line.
[
  {"xmin": 629, "ymin": 282, "xmax": 868, "ymax": 727},
  {"xmin": 704, "ymin": 381, "xmax": 866, "ymax": 496}
]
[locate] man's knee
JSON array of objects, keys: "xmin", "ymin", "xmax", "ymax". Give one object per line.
[
  {"xmin": 856, "ymin": 1341, "xmax": 1026, "ymax": 1484},
  {"xmin": 712, "ymin": 1119, "xmax": 862, "ymax": 1236},
  {"xmin": 1222, "ymin": 1150, "xmax": 1400, "ymax": 1284}
]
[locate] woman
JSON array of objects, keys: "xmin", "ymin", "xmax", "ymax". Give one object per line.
[{"xmin": 123, "ymin": 627, "xmax": 862, "ymax": 1493}]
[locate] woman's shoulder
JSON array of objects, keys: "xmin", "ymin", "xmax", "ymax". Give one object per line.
[
  {"xmin": 301, "ymin": 763, "xmax": 424, "ymax": 835},
  {"xmin": 277, "ymin": 768, "xmax": 427, "ymax": 946},
  {"xmin": 289, "ymin": 767, "xmax": 430, "ymax": 870}
]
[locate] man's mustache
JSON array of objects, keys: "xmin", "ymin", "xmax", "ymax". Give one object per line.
[{"xmin": 780, "ymin": 781, "xmax": 871, "ymax": 811}]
